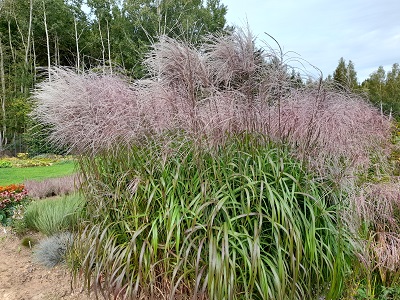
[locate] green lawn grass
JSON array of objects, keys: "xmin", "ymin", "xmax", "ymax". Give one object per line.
[{"xmin": 0, "ymin": 161, "xmax": 76, "ymax": 186}]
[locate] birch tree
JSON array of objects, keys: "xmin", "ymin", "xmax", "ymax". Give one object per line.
[
  {"xmin": 0, "ymin": 36, "xmax": 6, "ymax": 152},
  {"xmin": 43, "ymin": 0, "xmax": 51, "ymax": 80}
]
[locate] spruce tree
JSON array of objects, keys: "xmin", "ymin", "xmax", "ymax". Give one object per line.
[
  {"xmin": 333, "ymin": 57, "xmax": 347, "ymax": 88},
  {"xmin": 332, "ymin": 57, "xmax": 359, "ymax": 91}
]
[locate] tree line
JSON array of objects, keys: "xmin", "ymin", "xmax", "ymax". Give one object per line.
[{"xmin": 331, "ymin": 57, "xmax": 400, "ymax": 121}]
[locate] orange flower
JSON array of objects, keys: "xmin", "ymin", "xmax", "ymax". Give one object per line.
[{"xmin": 0, "ymin": 184, "xmax": 25, "ymax": 193}]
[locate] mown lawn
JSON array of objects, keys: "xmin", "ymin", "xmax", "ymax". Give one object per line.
[{"xmin": 0, "ymin": 161, "xmax": 76, "ymax": 186}]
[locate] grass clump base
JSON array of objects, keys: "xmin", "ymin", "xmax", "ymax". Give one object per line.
[{"xmin": 73, "ymin": 136, "xmax": 351, "ymax": 300}]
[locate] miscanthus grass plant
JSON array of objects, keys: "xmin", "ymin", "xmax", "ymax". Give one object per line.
[
  {"xmin": 73, "ymin": 136, "xmax": 350, "ymax": 299},
  {"xmin": 31, "ymin": 29, "xmax": 394, "ymax": 299}
]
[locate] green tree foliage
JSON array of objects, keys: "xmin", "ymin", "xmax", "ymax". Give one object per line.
[
  {"xmin": 362, "ymin": 66, "xmax": 386, "ymax": 108},
  {"xmin": 362, "ymin": 64, "xmax": 400, "ymax": 120},
  {"xmin": 86, "ymin": 0, "xmax": 228, "ymax": 76},
  {"xmin": 290, "ymin": 69, "xmax": 304, "ymax": 88},
  {"xmin": 330, "ymin": 60, "xmax": 400, "ymax": 120},
  {"xmin": 385, "ymin": 63, "xmax": 400, "ymax": 118},
  {"xmin": 347, "ymin": 60, "xmax": 358, "ymax": 90},
  {"xmin": 333, "ymin": 57, "xmax": 347, "ymax": 87},
  {"xmin": 0, "ymin": 0, "xmax": 36, "ymax": 154}
]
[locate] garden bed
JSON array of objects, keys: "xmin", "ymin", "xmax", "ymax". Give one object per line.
[{"xmin": 0, "ymin": 227, "xmax": 93, "ymax": 300}]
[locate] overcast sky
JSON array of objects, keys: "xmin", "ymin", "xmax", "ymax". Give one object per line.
[{"xmin": 221, "ymin": 0, "xmax": 400, "ymax": 82}]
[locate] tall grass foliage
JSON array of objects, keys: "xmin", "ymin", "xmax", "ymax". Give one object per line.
[{"xmin": 73, "ymin": 137, "xmax": 349, "ymax": 299}]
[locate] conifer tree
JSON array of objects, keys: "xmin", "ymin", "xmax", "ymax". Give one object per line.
[
  {"xmin": 333, "ymin": 57, "xmax": 347, "ymax": 88},
  {"xmin": 332, "ymin": 57, "xmax": 359, "ymax": 91}
]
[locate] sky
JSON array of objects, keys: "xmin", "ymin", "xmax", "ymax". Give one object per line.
[{"xmin": 220, "ymin": 0, "xmax": 400, "ymax": 82}]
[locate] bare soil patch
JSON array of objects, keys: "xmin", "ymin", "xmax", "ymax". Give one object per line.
[{"xmin": 0, "ymin": 227, "xmax": 94, "ymax": 300}]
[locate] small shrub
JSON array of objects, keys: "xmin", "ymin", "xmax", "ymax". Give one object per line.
[
  {"xmin": 0, "ymin": 160, "xmax": 12, "ymax": 168},
  {"xmin": 24, "ymin": 194, "xmax": 84, "ymax": 236},
  {"xmin": 11, "ymin": 216, "xmax": 29, "ymax": 236},
  {"xmin": 34, "ymin": 232, "xmax": 73, "ymax": 267}
]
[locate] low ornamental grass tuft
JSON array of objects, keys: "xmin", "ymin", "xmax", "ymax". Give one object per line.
[
  {"xmin": 34, "ymin": 231, "xmax": 73, "ymax": 268},
  {"xmin": 73, "ymin": 136, "xmax": 352, "ymax": 299},
  {"xmin": 24, "ymin": 174, "xmax": 78, "ymax": 199},
  {"xmin": 24, "ymin": 194, "xmax": 84, "ymax": 236}
]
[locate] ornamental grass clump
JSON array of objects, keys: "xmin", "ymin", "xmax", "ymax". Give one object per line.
[
  {"xmin": 24, "ymin": 194, "xmax": 84, "ymax": 236},
  {"xmin": 24, "ymin": 174, "xmax": 78, "ymax": 199},
  {"xmin": 267, "ymin": 87, "xmax": 392, "ymax": 184},
  {"xmin": 31, "ymin": 29, "xmax": 394, "ymax": 299},
  {"xmin": 32, "ymin": 68, "xmax": 140, "ymax": 153},
  {"xmin": 34, "ymin": 231, "xmax": 73, "ymax": 268},
  {"xmin": 31, "ymin": 33, "xmax": 391, "ymax": 185}
]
